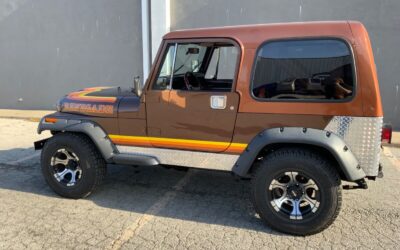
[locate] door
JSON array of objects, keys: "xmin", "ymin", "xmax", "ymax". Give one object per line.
[{"xmin": 146, "ymin": 40, "xmax": 240, "ymax": 152}]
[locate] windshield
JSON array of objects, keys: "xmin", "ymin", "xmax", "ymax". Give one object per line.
[{"xmin": 173, "ymin": 44, "xmax": 207, "ymax": 75}]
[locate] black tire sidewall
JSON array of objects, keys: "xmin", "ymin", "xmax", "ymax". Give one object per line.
[
  {"xmin": 253, "ymin": 150, "xmax": 340, "ymax": 235},
  {"xmin": 41, "ymin": 134, "xmax": 98, "ymax": 199}
]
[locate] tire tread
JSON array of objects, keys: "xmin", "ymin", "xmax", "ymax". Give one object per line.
[
  {"xmin": 251, "ymin": 147, "xmax": 342, "ymax": 235},
  {"xmin": 41, "ymin": 132, "xmax": 107, "ymax": 198}
]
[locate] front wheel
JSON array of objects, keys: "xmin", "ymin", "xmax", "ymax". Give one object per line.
[
  {"xmin": 41, "ymin": 133, "xmax": 107, "ymax": 199},
  {"xmin": 251, "ymin": 147, "xmax": 342, "ymax": 235}
]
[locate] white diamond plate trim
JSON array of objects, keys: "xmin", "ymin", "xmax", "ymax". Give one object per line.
[
  {"xmin": 325, "ymin": 116, "xmax": 383, "ymax": 176},
  {"xmin": 117, "ymin": 146, "xmax": 239, "ymax": 171}
]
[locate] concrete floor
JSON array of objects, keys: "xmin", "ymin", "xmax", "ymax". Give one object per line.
[{"xmin": 0, "ymin": 118, "xmax": 399, "ymax": 249}]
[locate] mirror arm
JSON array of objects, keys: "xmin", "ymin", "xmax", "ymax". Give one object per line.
[{"xmin": 133, "ymin": 76, "xmax": 143, "ymax": 96}]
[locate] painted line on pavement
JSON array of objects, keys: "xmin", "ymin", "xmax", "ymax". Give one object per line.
[{"xmin": 110, "ymin": 170, "xmax": 194, "ymax": 250}]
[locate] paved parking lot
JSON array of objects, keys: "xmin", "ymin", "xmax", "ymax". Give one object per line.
[{"xmin": 0, "ymin": 118, "xmax": 399, "ymax": 249}]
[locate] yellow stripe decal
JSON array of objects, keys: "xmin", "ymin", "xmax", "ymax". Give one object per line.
[{"xmin": 108, "ymin": 134, "xmax": 247, "ymax": 153}]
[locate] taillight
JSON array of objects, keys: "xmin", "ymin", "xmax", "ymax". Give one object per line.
[{"xmin": 381, "ymin": 124, "xmax": 392, "ymax": 144}]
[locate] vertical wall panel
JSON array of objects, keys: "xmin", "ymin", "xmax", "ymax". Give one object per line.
[{"xmin": 0, "ymin": 0, "xmax": 143, "ymax": 109}]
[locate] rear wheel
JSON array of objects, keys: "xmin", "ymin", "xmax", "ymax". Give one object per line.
[
  {"xmin": 251, "ymin": 147, "xmax": 342, "ymax": 235},
  {"xmin": 41, "ymin": 133, "xmax": 107, "ymax": 199}
]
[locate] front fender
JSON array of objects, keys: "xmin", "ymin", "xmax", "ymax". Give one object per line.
[
  {"xmin": 37, "ymin": 115, "xmax": 117, "ymax": 162},
  {"xmin": 232, "ymin": 127, "xmax": 365, "ymax": 181}
]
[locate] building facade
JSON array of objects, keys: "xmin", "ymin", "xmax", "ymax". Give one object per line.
[{"xmin": 0, "ymin": 0, "xmax": 399, "ymax": 128}]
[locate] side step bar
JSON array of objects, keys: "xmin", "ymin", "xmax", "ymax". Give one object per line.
[
  {"xmin": 343, "ymin": 178, "xmax": 368, "ymax": 190},
  {"xmin": 112, "ymin": 153, "xmax": 159, "ymax": 166}
]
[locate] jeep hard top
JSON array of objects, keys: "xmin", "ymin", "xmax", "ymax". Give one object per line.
[{"xmin": 35, "ymin": 21, "xmax": 383, "ymax": 235}]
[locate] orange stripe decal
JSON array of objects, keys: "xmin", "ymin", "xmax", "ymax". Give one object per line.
[
  {"xmin": 109, "ymin": 135, "xmax": 247, "ymax": 154},
  {"xmin": 66, "ymin": 87, "xmax": 117, "ymax": 103}
]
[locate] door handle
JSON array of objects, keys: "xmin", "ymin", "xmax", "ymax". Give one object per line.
[{"xmin": 210, "ymin": 95, "xmax": 227, "ymax": 109}]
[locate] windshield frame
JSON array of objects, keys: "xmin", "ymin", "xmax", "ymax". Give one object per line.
[{"xmin": 147, "ymin": 38, "xmax": 242, "ymax": 93}]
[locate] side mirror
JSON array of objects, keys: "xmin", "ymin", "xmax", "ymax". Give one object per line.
[{"xmin": 133, "ymin": 76, "xmax": 143, "ymax": 96}]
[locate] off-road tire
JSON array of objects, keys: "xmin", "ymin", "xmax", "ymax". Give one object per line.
[
  {"xmin": 251, "ymin": 147, "xmax": 342, "ymax": 235},
  {"xmin": 41, "ymin": 133, "xmax": 107, "ymax": 199}
]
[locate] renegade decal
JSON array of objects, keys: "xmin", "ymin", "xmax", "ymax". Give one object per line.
[
  {"xmin": 66, "ymin": 87, "xmax": 117, "ymax": 103},
  {"xmin": 63, "ymin": 102, "xmax": 114, "ymax": 114},
  {"xmin": 109, "ymin": 135, "xmax": 247, "ymax": 154}
]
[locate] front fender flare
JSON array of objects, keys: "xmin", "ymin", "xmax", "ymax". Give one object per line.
[
  {"xmin": 232, "ymin": 127, "xmax": 365, "ymax": 181},
  {"xmin": 38, "ymin": 116, "xmax": 117, "ymax": 162}
]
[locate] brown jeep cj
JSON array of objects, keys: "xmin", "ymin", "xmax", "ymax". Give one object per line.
[{"xmin": 35, "ymin": 21, "xmax": 383, "ymax": 235}]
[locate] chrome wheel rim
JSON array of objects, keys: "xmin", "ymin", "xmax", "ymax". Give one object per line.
[
  {"xmin": 268, "ymin": 171, "xmax": 320, "ymax": 220},
  {"xmin": 50, "ymin": 149, "xmax": 82, "ymax": 187}
]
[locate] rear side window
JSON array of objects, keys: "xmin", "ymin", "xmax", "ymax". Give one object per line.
[{"xmin": 252, "ymin": 39, "xmax": 355, "ymax": 101}]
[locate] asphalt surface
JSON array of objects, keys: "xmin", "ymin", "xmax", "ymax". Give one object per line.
[{"xmin": 0, "ymin": 118, "xmax": 399, "ymax": 249}]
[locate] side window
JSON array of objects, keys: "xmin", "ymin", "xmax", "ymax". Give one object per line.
[
  {"xmin": 153, "ymin": 41, "xmax": 239, "ymax": 92},
  {"xmin": 153, "ymin": 44, "xmax": 175, "ymax": 90},
  {"xmin": 205, "ymin": 46, "xmax": 238, "ymax": 80},
  {"xmin": 252, "ymin": 39, "xmax": 355, "ymax": 101}
]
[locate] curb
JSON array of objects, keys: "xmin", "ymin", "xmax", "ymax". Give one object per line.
[
  {"xmin": 0, "ymin": 109, "xmax": 53, "ymax": 122},
  {"xmin": 382, "ymin": 143, "xmax": 400, "ymax": 149},
  {"xmin": 0, "ymin": 116, "xmax": 42, "ymax": 122}
]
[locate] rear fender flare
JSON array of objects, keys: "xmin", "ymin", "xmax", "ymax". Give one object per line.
[{"xmin": 232, "ymin": 127, "xmax": 365, "ymax": 181}]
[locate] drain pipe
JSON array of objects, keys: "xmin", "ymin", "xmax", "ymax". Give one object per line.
[
  {"xmin": 141, "ymin": 0, "xmax": 151, "ymax": 81},
  {"xmin": 151, "ymin": 0, "xmax": 170, "ymax": 61}
]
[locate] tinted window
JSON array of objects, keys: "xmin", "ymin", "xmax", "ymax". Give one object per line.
[{"xmin": 252, "ymin": 39, "xmax": 354, "ymax": 101}]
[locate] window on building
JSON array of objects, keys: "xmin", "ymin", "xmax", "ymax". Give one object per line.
[{"xmin": 252, "ymin": 39, "xmax": 355, "ymax": 101}]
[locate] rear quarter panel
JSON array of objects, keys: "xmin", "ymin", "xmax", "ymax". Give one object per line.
[{"xmin": 232, "ymin": 21, "xmax": 383, "ymax": 145}]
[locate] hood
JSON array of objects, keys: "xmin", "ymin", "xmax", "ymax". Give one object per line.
[{"xmin": 58, "ymin": 86, "xmax": 139, "ymax": 117}]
